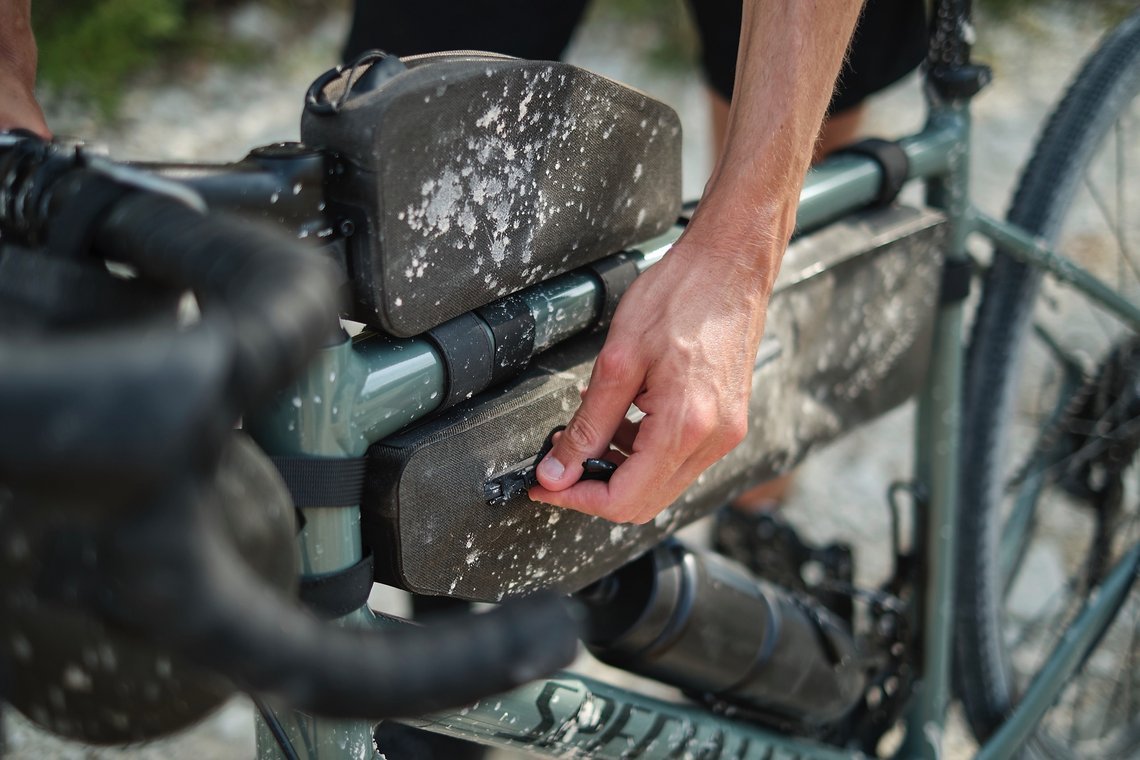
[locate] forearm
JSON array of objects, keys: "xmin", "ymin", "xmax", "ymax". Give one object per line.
[
  {"xmin": 687, "ymin": 0, "xmax": 864, "ymax": 293},
  {"xmin": 1, "ymin": 0, "xmax": 36, "ymax": 82},
  {"xmin": 530, "ymin": 3, "xmax": 864, "ymax": 521},
  {"xmin": 0, "ymin": 0, "xmax": 49, "ymax": 136}
]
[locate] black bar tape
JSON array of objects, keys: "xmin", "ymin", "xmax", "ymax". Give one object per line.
[
  {"xmin": 835, "ymin": 138, "xmax": 911, "ymax": 208},
  {"xmin": 299, "ymin": 552, "xmax": 375, "ymax": 619},
  {"xmin": 48, "ymin": 172, "xmax": 132, "ymax": 260},
  {"xmin": 426, "ymin": 312, "xmax": 495, "ymax": 409},
  {"xmin": 271, "ymin": 455, "xmax": 368, "ymax": 508},
  {"xmin": 476, "ymin": 295, "xmax": 536, "ymax": 386},
  {"xmin": 95, "ymin": 193, "xmax": 342, "ymax": 409},
  {"xmin": 585, "ymin": 251, "xmax": 639, "ymax": 330}
]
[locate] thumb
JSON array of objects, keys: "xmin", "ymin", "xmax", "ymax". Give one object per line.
[{"xmin": 536, "ymin": 349, "xmax": 642, "ymax": 491}]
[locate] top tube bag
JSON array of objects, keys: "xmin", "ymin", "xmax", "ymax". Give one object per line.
[{"xmin": 302, "ymin": 51, "xmax": 683, "ymax": 337}]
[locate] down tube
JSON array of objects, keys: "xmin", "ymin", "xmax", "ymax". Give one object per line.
[{"xmin": 398, "ymin": 673, "xmax": 869, "ymax": 760}]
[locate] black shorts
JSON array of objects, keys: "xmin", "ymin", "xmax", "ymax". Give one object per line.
[{"xmin": 344, "ymin": 1, "xmax": 927, "ymax": 114}]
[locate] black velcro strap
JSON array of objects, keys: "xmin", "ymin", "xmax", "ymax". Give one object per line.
[
  {"xmin": 678, "ymin": 200, "xmax": 699, "ymax": 226},
  {"xmin": 836, "ymin": 138, "xmax": 910, "ymax": 208},
  {"xmin": 586, "ymin": 251, "xmax": 639, "ymax": 329},
  {"xmin": 940, "ymin": 257, "xmax": 973, "ymax": 304},
  {"xmin": 271, "ymin": 455, "xmax": 367, "ymax": 508},
  {"xmin": 476, "ymin": 294, "xmax": 536, "ymax": 386},
  {"xmin": 426, "ymin": 312, "xmax": 495, "ymax": 408},
  {"xmin": 299, "ymin": 551, "xmax": 375, "ymax": 619}
]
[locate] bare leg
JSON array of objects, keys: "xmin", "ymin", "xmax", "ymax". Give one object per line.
[
  {"xmin": 812, "ymin": 102, "xmax": 865, "ymax": 162},
  {"xmin": 710, "ymin": 89, "xmax": 865, "ymax": 512}
]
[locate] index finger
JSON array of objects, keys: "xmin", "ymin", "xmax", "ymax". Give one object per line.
[{"xmin": 535, "ymin": 347, "xmax": 644, "ymax": 491}]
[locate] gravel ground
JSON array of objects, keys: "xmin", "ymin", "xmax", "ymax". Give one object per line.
[{"xmin": 3, "ymin": 3, "xmax": 1123, "ymax": 758}]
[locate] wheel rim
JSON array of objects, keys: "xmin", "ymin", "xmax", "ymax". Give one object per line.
[{"xmin": 994, "ymin": 88, "xmax": 1140, "ymax": 758}]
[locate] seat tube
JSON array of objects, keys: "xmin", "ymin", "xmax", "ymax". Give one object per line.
[{"xmin": 900, "ymin": 99, "xmax": 971, "ymax": 759}]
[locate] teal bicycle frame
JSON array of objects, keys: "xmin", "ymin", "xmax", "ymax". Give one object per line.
[{"xmin": 243, "ymin": 9, "xmax": 1140, "ymax": 760}]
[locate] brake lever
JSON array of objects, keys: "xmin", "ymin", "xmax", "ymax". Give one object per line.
[{"xmin": 484, "ymin": 425, "xmax": 617, "ymax": 505}]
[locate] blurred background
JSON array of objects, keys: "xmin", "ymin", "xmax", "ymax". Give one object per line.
[{"xmin": 6, "ymin": 0, "xmax": 1136, "ymax": 757}]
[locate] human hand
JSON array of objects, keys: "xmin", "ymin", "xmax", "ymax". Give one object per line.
[
  {"xmin": 529, "ymin": 231, "xmax": 774, "ymax": 524},
  {"xmin": 0, "ymin": 70, "xmax": 48, "ymax": 138},
  {"xmin": 528, "ymin": 0, "xmax": 860, "ymax": 524}
]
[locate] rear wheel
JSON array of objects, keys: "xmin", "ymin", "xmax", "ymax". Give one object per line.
[{"xmin": 956, "ymin": 10, "xmax": 1140, "ymax": 757}]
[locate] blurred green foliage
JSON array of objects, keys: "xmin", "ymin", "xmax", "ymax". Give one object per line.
[
  {"xmin": 35, "ymin": 0, "xmax": 191, "ymax": 112},
  {"xmin": 32, "ymin": 0, "xmax": 330, "ymax": 114}
]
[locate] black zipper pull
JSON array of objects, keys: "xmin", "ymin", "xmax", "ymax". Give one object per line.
[{"xmin": 483, "ymin": 425, "xmax": 617, "ymax": 505}]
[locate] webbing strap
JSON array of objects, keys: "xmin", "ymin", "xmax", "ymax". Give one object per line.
[
  {"xmin": 835, "ymin": 138, "xmax": 910, "ymax": 208},
  {"xmin": 270, "ymin": 455, "xmax": 367, "ymax": 508},
  {"xmin": 426, "ymin": 312, "xmax": 495, "ymax": 409},
  {"xmin": 299, "ymin": 552, "xmax": 375, "ymax": 619},
  {"xmin": 586, "ymin": 251, "xmax": 639, "ymax": 330},
  {"xmin": 477, "ymin": 294, "xmax": 536, "ymax": 385},
  {"xmin": 940, "ymin": 257, "xmax": 973, "ymax": 304}
]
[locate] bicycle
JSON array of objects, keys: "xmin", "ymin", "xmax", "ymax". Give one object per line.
[{"xmin": 1, "ymin": 1, "xmax": 1138, "ymax": 759}]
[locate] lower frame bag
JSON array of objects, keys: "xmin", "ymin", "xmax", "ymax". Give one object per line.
[{"xmin": 362, "ymin": 204, "xmax": 947, "ymax": 601}]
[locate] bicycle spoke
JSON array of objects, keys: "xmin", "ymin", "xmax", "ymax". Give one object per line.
[
  {"xmin": 1044, "ymin": 565, "xmax": 1133, "ymax": 749},
  {"xmin": 1129, "ymin": 598, "xmax": 1140, "ymax": 731},
  {"xmin": 1004, "ymin": 362, "xmax": 1081, "ymax": 498},
  {"xmin": 1064, "ymin": 690, "xmax": 1081, "ymax": 747},
  {"xmin": 1025, "ymin": 412, "xmax": 1140, "ymax": 495},
  {"xmin": 1097, "ymin": 596, "xmax": 1139, "ymax": 742},
  {"xmin": 1083, "ymin": 154, "xmax": 1140, "ymax": 290},
  {"xmin": 1003, "ymin": 333, "xmax": 1140, "ymax": 516},
  {"xmin": 1115, "ymin": 118, "xmax": 1128, "ymax": 293},
  {"xmin": 1007, "ymin": 415, "xmax": 1131, "ymax": 505},
  {"xmin": 1067, "ymin": 654, "xmax": 1097, "ymax": 745},
  {"xmin": 1074, "ymin": 141, "xmax": 1136, "ymax": 346},
  {"xmin": 1001, "ymin": 463, "xmax": 1047, "ymax": 593},
  {"xmin": 1034, "ymin": 322, "xmax": 1092, "ymax": 376},
  {"xmin": 1057, "ymin": 484, "xmax": 1140, "ymax": 750},
  {"xmin": 1006, "ymin": 575, "xmax": 1079, "ymax": 668},
  {"xmin": 960, "ymin": 15, "xmax": 1140, "ymax": 753}
]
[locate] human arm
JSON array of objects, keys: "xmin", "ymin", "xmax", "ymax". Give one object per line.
[
  {"xmin": 0, "ymin": 0, "xmax": 50, "ymax": 137},
  {"xmin": 529, "ymin": 0, "xmax": 864, "ymax": 523}
]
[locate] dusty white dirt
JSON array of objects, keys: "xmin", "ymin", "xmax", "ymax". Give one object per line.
[{"xmin": 3, "ymin": 3, "xmax": 1123, "ymax": 758}]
